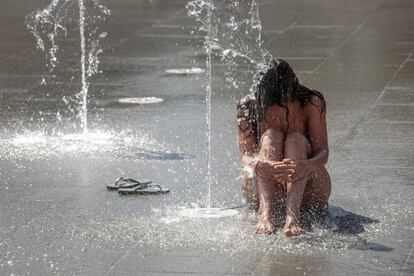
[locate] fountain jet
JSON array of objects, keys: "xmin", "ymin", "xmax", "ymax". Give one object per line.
[
  {"xmin": 26, "ymin": 0, "xmax": 110, "ymax": 133},
  {"xmin": 187, "ymin": 0, "xmax": 272, "ymax": 208}
]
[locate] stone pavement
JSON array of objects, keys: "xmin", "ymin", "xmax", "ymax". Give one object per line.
[{"xmin": 0, "ymin": 0, "xmax": 413, "ymax": 275}]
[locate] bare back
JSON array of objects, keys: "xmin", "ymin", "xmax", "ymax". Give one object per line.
[{"xmin": 239, "ymin": 95, "xmax": 328, "ymax": 159}]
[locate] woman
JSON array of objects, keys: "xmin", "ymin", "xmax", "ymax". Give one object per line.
[{"xmin": 237, "ymin": 59, "xmax": 331, "ymax": 236}]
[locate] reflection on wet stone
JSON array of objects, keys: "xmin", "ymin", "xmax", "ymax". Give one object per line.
[{"xmin": 0, "ymin": 0, "xmax": 414, "ymax": 275}]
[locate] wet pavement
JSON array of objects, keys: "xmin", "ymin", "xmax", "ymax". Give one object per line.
[{"xmin": 0, "ymin": 0, "xmax": 414, "ymax": 275}]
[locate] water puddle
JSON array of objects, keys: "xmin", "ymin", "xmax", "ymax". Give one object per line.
[{"xmin": 76, "ymin": 203, "xmax": 409, "ymax": 256}]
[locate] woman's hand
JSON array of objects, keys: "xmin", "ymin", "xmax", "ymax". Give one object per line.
[
  {"xmin": 282, "ymin": 159, "xmax": 310, "ymax": 182},
  {"xmin": 256, "ymin": 159, "xmax": 311, "ymax": 183},
  {"xmin": 255, "ymin": 160, "xmax": 274, "ymax": 179},
  {"xmin": 256, "ymin": 160, "xmax": 294, "ymax": 183}
]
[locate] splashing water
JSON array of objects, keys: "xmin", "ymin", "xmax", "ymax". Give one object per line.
[
  {"xmin": 0, "ymin": 129, "xmax": 169, "ymax": 161},
  {"xmin": 205, "ymin": 0, "xmax": 213, "ymax": 209},
  {"xmin": 78, "ymin": 0, "xmax": 88, "ymax": 133},
  {"xmin": 187, "ymin": 0, "xmax": 273, "ymax": 208},
  {"xmin": 78, "ymin": 203, "xmax": 401, "ymax": 256},
  {"xmin": 26, "ymin": 0, "xmax": 110, "ymax": 133},
  {"xmin": 187, "ymin": 0, "xmax": 273, "ymax": 89}
]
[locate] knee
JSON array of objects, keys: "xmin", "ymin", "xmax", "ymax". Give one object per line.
[
  {"xmin": 259, "ymin": 129, "xmax": 285, "ymax": 160},
  {"xmin": 285, "ymin": 132, "xmax": 308, "ymax": 147},
  {"xmin": 284, "ymin": 132, "xmax": 310, "ymax": 158},
  {"xmin": 260, "ymin": 128, "xmax": 284, "ymax": 147}
]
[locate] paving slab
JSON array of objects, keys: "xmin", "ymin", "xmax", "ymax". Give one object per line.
[{"xmin": 0, "ymin": 0, "xmax": 413, "ymax": 275}]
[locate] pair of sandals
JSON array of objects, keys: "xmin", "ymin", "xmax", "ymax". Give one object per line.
[{"xmin": 107, "ymin": 177, "xmax": 170, "ymax": 195}]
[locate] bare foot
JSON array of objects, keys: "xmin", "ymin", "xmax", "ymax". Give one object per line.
[
  {"xmin": 255, "ymin": 213, "xmax": 275, "ymax": 234},
  {"xmin": 283, "ymin": 215, "xmax": 304, "ymax": 236}
]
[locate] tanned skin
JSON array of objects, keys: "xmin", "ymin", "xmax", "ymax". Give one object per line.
[{"xmin": 238, "ymin": 96, "xmax": 331, "ymax": 236}]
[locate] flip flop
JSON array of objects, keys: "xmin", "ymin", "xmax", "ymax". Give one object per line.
[
  {"xmin": 118, "ymin": 183, "xmax": 170, "ymax": 195},
  {"xmin": 106, "ymin": 177, "xmax": 152, "ymax": 191}
]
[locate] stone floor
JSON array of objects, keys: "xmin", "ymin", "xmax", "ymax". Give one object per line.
[{"xmin": 0, "ymin": 0, "xmax": 413, "ymax": 275}]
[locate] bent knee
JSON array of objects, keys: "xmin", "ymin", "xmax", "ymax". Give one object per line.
[
  {"xmin": 260, "ymin": 128, "xmax": 284, "ymax": 145},
  {"xmin": 285, "ymin": 132, "xmax": 308, "ymax": 145},
  {"xmin": 284, "ymin": 132, "xmax": 311, "ymax": 158},
  {"xmin": 305, "ymin": 169, "xmax": 331, "ymax": 203}
]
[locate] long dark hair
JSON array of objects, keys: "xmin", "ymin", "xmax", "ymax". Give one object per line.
[
  {"xmin": 255, "ymin": 59, "xmax": 326, "ymax": 127},
  {"xmin": 236, "ymin": 94, "xmax": 258, "ymax": 143}
]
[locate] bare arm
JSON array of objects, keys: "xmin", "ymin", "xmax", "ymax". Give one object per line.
[
  {"xmin": 237, "ymin": 108, "xmax": 295, "ymax": 181},
  {"xmin": 237, "ymin": 108, "xmax": 258, "ymax": 166},
  {"xmin": 306, "ymin": 96, "xmax": 329, "ymax": 173},
  {"xmin": 282, "ymin": 96, "xmax": 328, "ymax": 181}
]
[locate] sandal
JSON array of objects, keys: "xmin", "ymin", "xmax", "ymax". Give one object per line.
[
  {"xmin": 118, "ymin": 182, "xmax": 170, "ymax": 195},
  {"xmin": 106, "ymin": 177, "xmax": 152, "ymax": 191}
]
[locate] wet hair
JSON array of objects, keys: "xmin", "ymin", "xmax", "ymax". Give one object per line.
[
  {"xmin": 237, "ymin": 59, "xmax": 326, "ymax": 143},
  {"xmin": 255, "ymin": 59, "xmax": 326, "ymax": 124},
  {"xmin": 236, "ymin": 94, "xmax": 258, "ymax": 143}
]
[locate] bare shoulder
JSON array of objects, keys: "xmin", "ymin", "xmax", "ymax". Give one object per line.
[{"xmin": 305, "ymin": 94, "xmax": 326, "ymax": 116}]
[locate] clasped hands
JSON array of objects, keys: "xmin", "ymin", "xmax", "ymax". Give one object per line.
[{"xmin": 255, "ymin": 158, "xmax": 309, "ymax": 183}]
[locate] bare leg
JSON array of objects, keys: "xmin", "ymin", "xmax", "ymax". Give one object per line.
[
  {"xmin": 241, "ymin": 172, "xmax": 258, "ymax": 210},
  {"xmin": 283, "ymin": 132, "xmax": 311, "ymax": 236},
  {"xmin": 255, "ymin": 129, "xmax": 285, "ymax": 234},
  {"xmin": 302, "ymin": 167, "xmax": 331, "ymax": 214}
]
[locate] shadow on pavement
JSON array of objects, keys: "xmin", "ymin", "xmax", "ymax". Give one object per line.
[
  {"xmin": 302, "ymin": 205, "xmax": 394, "ymax": 252},
  {"xmin": 328, "ymin": 205, "xmax": 379, "ymax": 234}
]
